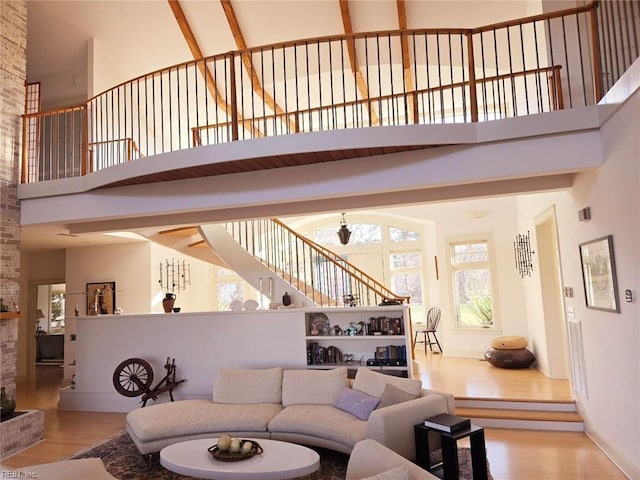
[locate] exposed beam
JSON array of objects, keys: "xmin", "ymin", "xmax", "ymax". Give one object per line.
[
  {"xmin": 220, "ymin": 0, "xmax": 298, "ymax": 133},
  {"xmin": 339, "ymin": 0, "xmax": 379, "ymax": 126},
  {"xmin": 167, "ymin": 0, "xmax": 262, "ymax": 138},
  {"xmin": 397, "ymin": 0, "xmax": 417, "ymax": 123}
]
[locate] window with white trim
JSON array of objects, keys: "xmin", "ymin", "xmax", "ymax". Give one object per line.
[{"xmin": 449, "ymin": 239, "xmax": 495, "ymax": 328}]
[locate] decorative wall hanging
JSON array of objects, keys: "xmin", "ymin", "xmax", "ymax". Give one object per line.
[
  {"xmin": 159, "ymin": 258, "xmax": 191, "ymax": 293},
  {"xmin": 86, "ymin": 282, "xmax": 116, "ymax": 315},
  {"xmin": 579, "ymin": 235, "xmax": 620, "ymax": 312},
  {"xmin": 514, "ymin": 231, "xmax": 535, "ymax": 277}
]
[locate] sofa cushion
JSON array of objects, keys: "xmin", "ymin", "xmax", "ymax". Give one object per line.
[
  {"xmin": 333, "ymin": 387, "xmax": 380, "ymax": 420},
  {"xmin": 269, "ymin": 404, "xmax": 367, "ymax": 447},
  {"xmin": 376, "ymin": 383, "xmax": 419, "ymax": 409},
  {"xmin": 282, "ymin": 367, "xmax": 348, "ymax": 406},
  {"xmin": 126, "ymin": 399, "xmax": 282, "ymax": 442},
  {"xmin": 361, "ymin": 466, "xmax": 411, "ymax": 480},
  {"xmin": 353, "ymin": 367, "xmax": 422, "ymax": 398},
  {"xmin": 212, "ymin": 367, "xmax": 283, "ymax": 404}
]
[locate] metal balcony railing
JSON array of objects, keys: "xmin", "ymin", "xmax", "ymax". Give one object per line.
[
  {"xmin": 225, "ymin": 218, "xmax": 409, "ymax": 308},
  {"xmin": 21, "ymin": 1, "xmax": 640, "ymax": 184}
]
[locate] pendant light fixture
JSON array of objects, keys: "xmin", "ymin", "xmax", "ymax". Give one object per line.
[{"xmin": 337, "ymin": 213, "xmax": 352, "ymax": 245}]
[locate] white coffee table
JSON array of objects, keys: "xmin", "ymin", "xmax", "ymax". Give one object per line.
[{"xmin": 160, "ymin": 438, "xmax": 320, "ymax": 480}]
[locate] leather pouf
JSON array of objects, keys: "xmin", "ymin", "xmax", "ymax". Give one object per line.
[{"xmin": 484, "ymin": 347, "xmax": 536, "ymax": 369}]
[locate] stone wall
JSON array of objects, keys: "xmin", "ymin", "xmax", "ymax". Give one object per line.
[{"xmin": 0, "ymin": 0, "xmax": 26, "ymax": 397}]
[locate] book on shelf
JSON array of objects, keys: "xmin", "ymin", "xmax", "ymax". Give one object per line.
[{"xmin": 423, "ymin": 413, "xmax": 471, "ymax": 433}]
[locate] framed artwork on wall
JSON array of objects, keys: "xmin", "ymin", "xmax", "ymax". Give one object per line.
[
  {"xmin": 578, "ymin": 235, "xmax": 620, "ymax": 313},
  {"xmin": 86, "ymin": 282, "xmax": 116, "ymax": 315}
]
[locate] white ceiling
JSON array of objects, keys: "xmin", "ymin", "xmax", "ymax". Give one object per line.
[{"xmin": 21, "ymin": 0, "xmax": 555, "ymax": 252}]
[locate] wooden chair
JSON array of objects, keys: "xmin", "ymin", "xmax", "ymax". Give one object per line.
[{"xmin": 413, "ymin": 307, "xmax": 443, "ymax": 353}]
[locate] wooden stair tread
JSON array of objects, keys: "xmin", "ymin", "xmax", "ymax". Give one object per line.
[
  {"xmin": 456, "ymin": 407, "xmax": 583, "ymax": 422},
  {"xmin": 455, "ymin": 396, "xmax": 576, "ymax": 405}
]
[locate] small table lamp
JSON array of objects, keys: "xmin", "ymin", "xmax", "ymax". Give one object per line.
[{"xmin": 35, "ymin": 308, "xmax": 46, "ymax": 335}]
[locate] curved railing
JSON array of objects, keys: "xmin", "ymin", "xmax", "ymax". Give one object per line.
[
  {"xmin": 21, "ymin": 1, "xmax": 639, "ymax": 184},
  {"xmin": 225, "ymin": 218, "xmax": 410, "ymax": 307}
]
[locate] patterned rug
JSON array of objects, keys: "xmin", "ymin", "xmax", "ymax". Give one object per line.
[{"xmin": 71, "ymin": 431, "xmax": 491, "ymax": 479}]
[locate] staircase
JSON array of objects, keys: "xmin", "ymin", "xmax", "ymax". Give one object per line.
[{"xmin": 455, "ymin": 397, "xmax": 583, "ymax": 432}]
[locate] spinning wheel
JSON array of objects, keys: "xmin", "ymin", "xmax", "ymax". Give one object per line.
[
  {"xmin": 113, "ymin": 358, "xmax": 154, "ymax": 397},
  {"xmin": 112, "ymin": 356, "xmax": 185, "ymax": 406}
]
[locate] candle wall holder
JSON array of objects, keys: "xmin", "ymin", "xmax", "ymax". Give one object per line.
[
  {"xmin": 514, "ymin": 231, "xmax": 535, "ymax": 277},
  {"xmin": 159, "ymin": 259, "xmax": 191, "ymax": 292}
]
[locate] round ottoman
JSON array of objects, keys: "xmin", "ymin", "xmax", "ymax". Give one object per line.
[{"xmin": 484, "ymin": 336, "xmax": 535, "ymax": 369}]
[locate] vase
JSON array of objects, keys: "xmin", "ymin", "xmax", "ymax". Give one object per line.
[
  {"xmin": 282, "ymin": 292, "xmax": 291, "ymax": 306},
  {"xmin": 1, "ymin": 386, "xmax": 16, "ymax": 419},
  {"xmin": 162, "ymin": 293, "xmax": 176, "ymax": 313}
]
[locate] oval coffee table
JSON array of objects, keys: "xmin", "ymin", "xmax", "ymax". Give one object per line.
[{"xmin": 160, "ymin": 438, "xmax": 320, "ymax": 480}]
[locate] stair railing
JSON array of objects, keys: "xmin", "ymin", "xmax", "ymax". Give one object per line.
[{"xmin": 225, "ymin": 218, "xmax": 409, "ymax": 308}]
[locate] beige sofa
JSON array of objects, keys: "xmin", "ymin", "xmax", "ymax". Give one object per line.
[
  {"xmin": 0, "ymin": 458, "xmax": 116, "ymax": 480},
  {"xmin": 126, "ymin": 366, "xmax": 454, "ymax": 461}
]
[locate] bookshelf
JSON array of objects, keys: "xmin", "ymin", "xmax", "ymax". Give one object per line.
[{"xmin": 304, "ymin": 306, "xmax": 412, "ymax": 377}]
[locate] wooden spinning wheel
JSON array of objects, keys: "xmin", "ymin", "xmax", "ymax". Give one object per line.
[
  {"xmin": 112, "ymin": 356, "xmax": 185, "ymax": 406},
  {"xmin": 113, "ymin": 358, "xmax": 154, "ymax": 397}
]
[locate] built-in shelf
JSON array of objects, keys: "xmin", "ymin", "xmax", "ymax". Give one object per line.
[
  {"xmin": 305, "ymin": 335, "xmax": 405, "ymax": 340},
  {"xmin": 0, "ymin": 312, "xmax": 21, "ymax": 321}
]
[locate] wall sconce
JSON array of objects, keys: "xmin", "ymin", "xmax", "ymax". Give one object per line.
[
  {"xmin": 337, "ymin": 213, "xmax": 352, "ymax": 245},
  {"xmin": 514, "ymin": 231, "xmax": 535, "ymax": 277},
  {"xmin": 159, "ymin": 259, "xmax": 191, "ymax": 293}
]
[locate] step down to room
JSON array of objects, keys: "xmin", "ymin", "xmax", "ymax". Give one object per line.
[{"xmin": 455, "ymin": 397, "xmax": 584, "ymax": 432}]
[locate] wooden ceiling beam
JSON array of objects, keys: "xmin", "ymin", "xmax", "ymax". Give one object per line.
[
  {"xmin": 220, "ymin": 0, "xmax": 298, "ymax": 133},
  {"xmin": 339, "ymin": 0, "xmax": 379, "ymax": 126},
  {"xmin": 397, "ymin": 0, "xmax": 417, "ymax": 124},
  {"xmin": 167, "ymin": 0, "xmax": 262, "ymax": 138}
]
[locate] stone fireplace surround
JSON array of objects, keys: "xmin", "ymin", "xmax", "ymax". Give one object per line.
[{"xmin": 1, "ymin": 316, "xmax": 45, "ymax": 459}]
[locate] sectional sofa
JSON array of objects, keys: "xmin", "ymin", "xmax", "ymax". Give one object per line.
[{"xmin": 126, "ymin": 366, "xmax": 455, "ymax": 462}]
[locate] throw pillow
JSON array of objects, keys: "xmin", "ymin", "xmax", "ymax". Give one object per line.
[
  {"xmin": 212, "ymin": 367, "xmax": 283, "ymax": 404},
  {"xmin": 281, "ymin": 367, "xmax": 348, "ymax": 406},
  {"xmin": 332, "ymin": 387, "xmax": 380, "ymax": 420},
  {"xmin": 353, "ymin": 366, "xmax": 422, "ymax": 398},
  {"xmin": 361, "ymin": 466, "xmax": 411, "ymax": 480},
  {"xmin": 376, "ymin": 383, "xmax": 419, "ymax": 409}
]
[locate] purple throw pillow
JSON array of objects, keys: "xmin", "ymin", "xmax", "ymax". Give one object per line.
[{"xmin": 332, "ymin": 387, "xmax": 380, "ymax": 420}]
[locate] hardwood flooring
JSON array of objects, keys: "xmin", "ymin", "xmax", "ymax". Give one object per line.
[{"xmin": 2, "ymin": 357, "xmax": 628, "ymax": 479}]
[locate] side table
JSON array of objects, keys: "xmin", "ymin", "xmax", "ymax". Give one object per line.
[{"xmin": 414, "ymin": 423, "xmax": 488, "ymax": 480}]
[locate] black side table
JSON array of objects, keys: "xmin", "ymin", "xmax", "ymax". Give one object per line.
[{"xmin": 414, "ymin": 423, "xmax": 488, "ymax": 480}]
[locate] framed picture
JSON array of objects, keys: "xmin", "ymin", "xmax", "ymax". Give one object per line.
[
  {"xmin": 86, "ymin": 282, "xmax": 116, "ymax": 315},
  {"xmin": 578, "ymin": 235, "xmax": 620, "ymax": 312}
]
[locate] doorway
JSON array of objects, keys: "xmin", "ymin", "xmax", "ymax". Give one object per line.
[
  {"xmin": 534, "ymin": 207, "xmax": 569, "ymax": 379},
  {"xmin": 34, "ymin": 283, "xmax": 66, "ymax": 366}
]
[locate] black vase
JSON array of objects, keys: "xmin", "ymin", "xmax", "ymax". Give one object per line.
[
  {"xmin": 282, "ymin": 292, "xmax": 291, "ymax": 306},
  {"xmin": 1, "ymin": 387, "xmax": 16, "ymax": 419}
]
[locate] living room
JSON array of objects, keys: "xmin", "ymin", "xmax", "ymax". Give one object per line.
[{"xmin": 1, "ymin": 1, "xmax": 639, "ymax": 479}]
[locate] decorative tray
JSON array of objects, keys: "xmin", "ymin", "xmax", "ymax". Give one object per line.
[{"xmin": 208, "ymin": 440, "xmax": 263, "ymax": 462}]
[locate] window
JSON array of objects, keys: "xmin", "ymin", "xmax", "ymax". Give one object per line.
[
  {"xmin": 450, "ymin": 239, "xmax": 495, "ymax": 327},
  {"xmin": 390, "ymin": 251, "xmax": 423, "ymax": 304},
  {"xmin": 314, "ymin": 224, "xmax": 381, "ymax": 246},
  {"xmin": 390, "ymin": 227, "xmax": 420, "ymax": 242}
]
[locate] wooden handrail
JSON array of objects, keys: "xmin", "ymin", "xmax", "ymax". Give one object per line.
[
  {"xmin": 270, "ymin": 218, "xmax": 410, "ymax": 303},
  {"xmin": 191, "ymin": 64, "xmax": 564, "ymax": 139}
]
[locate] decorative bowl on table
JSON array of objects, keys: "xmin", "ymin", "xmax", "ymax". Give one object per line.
[{"xmin": 208, "ymin": 440, "xmax": 263, "ymax": 462}]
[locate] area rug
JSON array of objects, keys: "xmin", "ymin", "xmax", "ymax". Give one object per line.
[{"xmin": 71, "ymin": 431, "xmax": 491, "ymax": 480}]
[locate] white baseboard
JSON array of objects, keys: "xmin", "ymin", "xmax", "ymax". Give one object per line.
[{"xmin": 584, "ymin": 423, "xmax": 638, "ymax": 480}]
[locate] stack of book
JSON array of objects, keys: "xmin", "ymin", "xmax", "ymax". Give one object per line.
[{"xmin": 423, "ymin": 413, "xmax": 471, "ymax": 433}]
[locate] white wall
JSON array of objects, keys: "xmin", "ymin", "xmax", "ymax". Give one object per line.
[{"xmin": 567, "ymin": 84, "xmax": 640, "ymax": 475}]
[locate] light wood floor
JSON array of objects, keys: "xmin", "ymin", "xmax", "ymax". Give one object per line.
[{"xmin": 3, "ymin": 357, "xmax": 628, "ymax": 479}]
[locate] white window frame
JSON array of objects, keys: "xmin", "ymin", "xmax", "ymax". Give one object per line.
[{"xmin": 448, "ymin": 235, "xmax": 499, "ymax": 330}]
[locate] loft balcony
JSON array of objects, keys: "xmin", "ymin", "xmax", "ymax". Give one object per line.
[{"xmin": 20, "ymin": 1, "xmax": 639, "ymax": 192}]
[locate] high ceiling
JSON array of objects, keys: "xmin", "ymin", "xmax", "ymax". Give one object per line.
[
  {"xmin": 22, "ymin": 0, "xmax": 553, "ymax": 252},
  {"xmin": 26, "ymin": 0, "xmax": 546, "ymax": 106}
]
